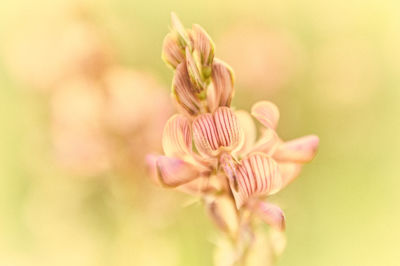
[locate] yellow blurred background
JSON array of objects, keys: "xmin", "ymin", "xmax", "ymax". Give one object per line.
[{"xmin": 0, "ymin": 0, "xmax": 399, "ymax": 265}]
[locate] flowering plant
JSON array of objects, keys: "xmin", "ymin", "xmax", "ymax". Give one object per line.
[{"xmin": 147, "ymin": 13, "xmax": 319, "ymax": 266}]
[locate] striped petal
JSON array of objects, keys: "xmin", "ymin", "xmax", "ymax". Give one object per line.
[
  {"xmin": 273, "ymin": 135, "xmax": 319, "ymax": 163},
  {"xmin": 232, "ymin": 153, "xmax": 281, "ymax": 208},
  {"xmin": 214, "ymin": 107, "xmax": 243, "ymax": 151},
  {"xmin": 162, "ymin": 114, "xmax": 192, "ymax": 158},
  {"xmin": 193, "ymin": 113, "xmax": 220, "ymax": 157},
  {"xmin": 251, "ymin": 101, "xmax": 280, "ymax": 130},
  {"xmin": 233, "ymin": 110, "xmax": 256, "ymax": 156},
  {"xmin": 156, "ymin": 156, "xmax": 200, "ymax": 187},
  {"xmin": 208, "ymin": 59, "xmax": 235, "ymax": 112},
  {"xmin": 162, "ymin": 32, "xmax": 185, "ymax": 69},
  {"xmin": 172, "ymin": 62, "xmax": 201, "ymax": 116},
  {"xmin": 254, "ymin": 202, "xmax": 286, "ymax": 231}
]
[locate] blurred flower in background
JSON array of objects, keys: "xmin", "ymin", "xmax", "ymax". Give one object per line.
[
  {"xmin": 5, "ymin": 4, "xmax": 172, "ymax": 176},
  {"xmin": 217, "ymin": 23, "xmax": 303, "ymax": 96}
]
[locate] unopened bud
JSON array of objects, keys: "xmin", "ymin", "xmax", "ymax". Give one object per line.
[
  {"xmin": 191, "ymin": 24, "xmax": 215, "ymax": 68},
  {"xmin": 162, "ymin": 32, "xmax": 185, "ymax": 69},
  {"xmin": 172, "ymin": 62, "xmax": 202, "ymax": 116},
  {"xmin": 207, "ymin": 59, "xmax": 235, "ymax": 112},
  {"xmin": 171, "ymin": 12, "xmax": 191, "ymax": 49},
  {"xmin": 185, "ymin": 46, "xmax": 205, "ymax": 93}
]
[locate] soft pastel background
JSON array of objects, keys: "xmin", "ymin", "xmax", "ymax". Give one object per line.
[{"xmin": 1, "ymin": 0, "xmax": 399, "ymax": 265}]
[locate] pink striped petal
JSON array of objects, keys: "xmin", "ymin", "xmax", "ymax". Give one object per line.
[
  {"xmin": 232, "ymin": 153, "xmax": 282, "ymax": 208},
  {"xmin": 172, "ymin": 62, "xmax": 201, "ymax": 116},
  {"xmin": 214, "ymin": 107, "xmax": 243, "ymax": 151},
  {"xmin": 254, "ymin": 202, "xmax": 286, "ymax": 231},
  {"xmin": 273, "ymin": 135, "xmax": 319, "ymax": 163},
  {"xmin": 162, "ymin": 114, "xmax": 192, "ymax": 158},
  {"xmin": 251, "ymin": 101, "xmax": 280, "ymax": 130},
  {"xmin": 193, "ymin": 113, "xmax": 220, "ymax": 157},
  {"xmin": 156, "ymin": 156, "xmax": 200, "ymax": 187},
  {"xmin": 233, "ymin": 110, "xmax": 256, "ymax": 156},
  {"xmin": 162, "ymin": 32, "xmax": 185, "ymax": 69},
  {"xmin": 208, "ymin": 59, "xmax": 235, "ymax": 112}
]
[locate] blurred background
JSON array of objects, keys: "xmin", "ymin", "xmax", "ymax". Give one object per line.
[{"xmin": 0, "ymin": 0, "xmax": 399, "ymax": 265}]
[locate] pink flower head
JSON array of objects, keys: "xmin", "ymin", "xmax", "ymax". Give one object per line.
[{"xmin": 147, "ymin": 13, "xmax": 319, "ymax": 238}]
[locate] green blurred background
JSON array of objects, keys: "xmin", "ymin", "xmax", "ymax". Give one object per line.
[{"xmin": 1, "ymin": 0, "xmax": 399, "ymax": 265}]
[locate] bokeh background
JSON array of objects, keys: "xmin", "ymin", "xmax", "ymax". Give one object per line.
[{"xmin": 1, "ymin": 0, "xmax": 399, "ymax": 265}]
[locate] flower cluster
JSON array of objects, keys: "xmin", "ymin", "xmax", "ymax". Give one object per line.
[{"xmin": 147, "ymin": 13, "xmax": 319, "ymax": 264}]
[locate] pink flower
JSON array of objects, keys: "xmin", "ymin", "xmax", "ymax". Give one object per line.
[{"xmin": 147, "ymin": 13, "xmax": 319, "ymax": 236}]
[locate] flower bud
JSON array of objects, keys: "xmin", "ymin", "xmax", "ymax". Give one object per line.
[
  {"xmin": 208, "ymin": 59, "xmax": 235, "ymax": 112},
  {"xmin": 185, "ymin": 46, "xmax": 205, "ymax": 93},
  {"xmin": 162, "ymin": 32, "xmax": 185, "ymax": 69},
  {"xmin": 172, "ymin": 62, "xmax": 202, "ymax": 116},
  {"xmin": 191, "ymin": 24, "xmax": 215, "ymax": 78},
  {"xmin": 171, "ymin": 12, "xmax": 191, "ymax": 49}
]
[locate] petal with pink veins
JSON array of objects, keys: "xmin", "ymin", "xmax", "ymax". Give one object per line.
[
  {"xmin": 214, "ymin": 107, "xmax": 243, "ymax": 151},
  {"xmin": 231, "ymin": 153, "xmax": 281, "ymax": 209},
  {"xmin": 162, "ymin": 114, "xmax": 192, "ymax": 158},
  {"xmin": 193, "ymin": 113, "xmax": 220, "ymax": 157}
]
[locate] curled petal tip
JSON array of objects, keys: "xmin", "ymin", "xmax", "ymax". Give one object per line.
[
  {"xmin": 274, "ymin": 134, "xmax": 320, "ymax": 163},
  {"xmin": 254, "ymin": 202, "xmax": 286, "ymax": 231},
  {"xmin": 251, "ymin": 101, "xmax": 280, "ymax": 130},
  {"xmin": 156, "ymin": 156, "xmax": 200, "ymax": 187},
  {"xmin": 145, "ymin": 154, "xmax": 161, "ymax": 185}
]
